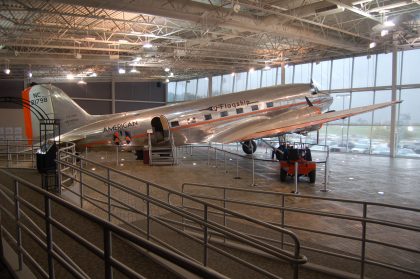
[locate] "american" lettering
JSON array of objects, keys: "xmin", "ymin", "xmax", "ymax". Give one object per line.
[{"xmin": 103, "ymin": 121, "xmax": 138, "ymax": 133}]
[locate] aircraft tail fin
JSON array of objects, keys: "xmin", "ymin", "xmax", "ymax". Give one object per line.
[{"xmin": 22, "ymin": 84, "xmax": 93, "ymax": 143}]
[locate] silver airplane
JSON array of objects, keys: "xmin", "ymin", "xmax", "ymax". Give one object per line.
[{"xmin": 20, "ymin": 83, "xmax": 398, "ymax": 155}]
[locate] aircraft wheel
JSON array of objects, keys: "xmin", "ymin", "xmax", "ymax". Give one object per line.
[
  {"xmin": 308, "ymin": 170, "xmax": 316, "ymax": 183},
  {"xmin": 280, "ymin": 169, "xmax": 287, "ymax": 182},
  {"xmin": 242, "ymin": 140, "xmax": 257, "ymax": 154}
]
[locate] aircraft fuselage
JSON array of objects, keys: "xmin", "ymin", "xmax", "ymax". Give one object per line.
[{"xmin": 71, "ymin": 84, "xmax": 332, "ymax": 149}]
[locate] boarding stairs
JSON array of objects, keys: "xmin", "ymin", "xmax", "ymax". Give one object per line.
[
  {"xmin": 148, "ymin": 123, "xmax": 176, "ymax": 166},
  {"xmin": 149, "ymin": 144, "xmax": 175, "ymax": 165}
]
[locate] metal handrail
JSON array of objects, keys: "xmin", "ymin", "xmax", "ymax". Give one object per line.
[
  {"xmin": 56, "ymin": 150, "xmax": 307, "ymax": 278},
  {"xmin": 181, "ymin": 182, "xmax": 420, "ymax": 278},
  {"xmin": 0, "ymin": 169, "xmax": 228, "ymax": 279}
]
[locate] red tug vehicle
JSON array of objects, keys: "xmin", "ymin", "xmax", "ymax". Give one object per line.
[{"xmin": 275, "ymin": 143, "xmax": 316, "ymax": 183}]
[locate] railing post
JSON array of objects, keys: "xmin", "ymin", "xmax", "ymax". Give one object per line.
[
  {"xmin": 14, "ymin": 180, "xmax": 23, "ymax": 271},
  {"xmin": 207, "ymin": 145, "xmax": 210, "ymax": 165},
  {"xmin": 321, "ymin": 147, "xmax": 330, "ymax": 192},
  {"xmin": 57, "ymin": 150, "xmax": 62, "ymax": 195},
  {"xmin": 223, "ymin": 144, "xmax": 227, "ymax": 173},
  {"xmin": 104, "ymin": 228, "xmax": 113, "ymax": 279},
  {"xmin": 7, "ymin": 140, "xmax": 10, "ymax": 168},
  {"xmin": 294, "ymin": 162, "xmax": 299, "ymax": 194},
  {"xmin": 234, "ymin": 142, "xmax": 240, "ymax": 179},
  {"xmin": 146, "ymin": 183, "xmax": 150, "ymax": 240},
  {"xmin": 281, "ymin": 194, "xmax": 285, "ymax": 249},
  {"xmin": 214, "ymin": 147, "xmax": 217, "ymax": 168},
  {"xmin": 360, "ymin": 203, "xmax": 367, "ymax": 279},
  {"xmin": 31, "ymin": 142, "xmax": 34, "ymax": 168},
  {"xmin": 116, "ymin": 145, "xmax": 119, "ymax": 167},
  {"xmin": 251, "ymin": 150, "xmax": 256, "ymax": 186},
  {"xmin": 203, "ymin": 204, "xmax": 208, "ymax": 266},
  {"xmin": 80, "ymin": 159, "xmax": 83, "ymax": 208},
  {"xmin": 223, "ymin": 188, "xmax": 227, "ymax": 227},
  {"xmin": 107, "ymin": 169, "xmax": 111, "ymax": 222},
  {"xmin": 44, "ymin": 196, "xmax": 55, "ymax": 278}
]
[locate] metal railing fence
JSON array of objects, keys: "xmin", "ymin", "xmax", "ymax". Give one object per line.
[
  {"xmin": 181, "ymin": 182, "xmax": 420, "ymax": 279},
  {"xmin": 56, "ymin": 150, "xmax": 307, "ymax": 279},
  {"xmin": 176, "ymin": 142, "xmax": 330, "ymax": 190},
  {"xmin": 0, "ymin": 169, "xmax": 229, "ymax": 279},
  {"xmin": 0, "ymin": 139, "xmax": 41, "ymax": 168}
]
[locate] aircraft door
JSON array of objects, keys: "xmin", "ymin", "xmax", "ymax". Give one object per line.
[{"xmin": 150, "ymin": 115, "xmax": 170, "ymax": 143}]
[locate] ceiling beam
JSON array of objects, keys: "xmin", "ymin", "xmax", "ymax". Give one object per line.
[{"xmin": 45, "ymin": 0, "xmax": 365, "ymax": 52}]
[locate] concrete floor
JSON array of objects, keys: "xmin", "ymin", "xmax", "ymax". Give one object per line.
[
  {"xmin": 77, "ymin": 144, "xmax": 420, "ymax": 279},
  {"xmin": 86, "ymin": 144, "xmax": 420, "ymax": 207},
  {"xmin": 2, "ymin": 144, "xmax": 419, "ymax": 278}
]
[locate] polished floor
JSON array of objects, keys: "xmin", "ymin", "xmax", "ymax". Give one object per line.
[
  {"xmin": 86, "ymin": 144, "xmax": 420, "ymax": 208},
  {"xmin": 1, "ymin": 143, "xmax": 420, "ymax": 278},
  {"xmin": 77, "ymin": 144, "xmax": 420, "ymax": 279}
]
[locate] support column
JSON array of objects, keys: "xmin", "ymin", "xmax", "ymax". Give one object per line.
[
  {"xmin": 208, "ymin": 75, "xmax": 212, "ymax": 97},
  {"xmin": 390, "ymin": 45, "xmax": 398, "ymax": 157},
  {"xmin": 111, "ymin": 75, "xmax": 116, "ymax": 114},
  {"xmin": 281, "ymin": 62, "xmax": 286, "ymax": 85}
]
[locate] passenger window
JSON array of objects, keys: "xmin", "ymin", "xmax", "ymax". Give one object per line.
[
  {"xmin": 204, "ymin": 114, "xmax": 212, "ymax": 120},
  {"xmin": 170, "ymin": 121, "xmax": 179, "ymax": 127},
  {"xmin": 266, "ymin": 102, "xmax": 273, "ymax": 108},
  {"xmin": 251, "ymin": 105, "xmax": 259, "ymax": 111},
  {"xmin": 220, "ymin": 111, "xmax": 228, "ymax": 117},
  {"xmin": 236, "ymin": 108, "xmax": 244, "ymax": 114}
]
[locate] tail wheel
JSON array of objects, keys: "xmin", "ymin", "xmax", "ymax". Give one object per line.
[
  {"xmin": 308, "ymin": 170, "xmax": 316, "ymax": 183},
  {"xmin": 280, "ymin": 169, "xmax": 287, "ymax": 182},
  {"xmin": 242, "ymin": 140, "xmax": 257, "ymax": 154}
]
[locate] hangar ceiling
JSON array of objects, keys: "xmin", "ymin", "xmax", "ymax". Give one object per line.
[{"xmin": 0, "ymin": 0, "xmax": 419, "ymax": 82}]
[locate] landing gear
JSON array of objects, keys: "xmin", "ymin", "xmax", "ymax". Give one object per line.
[{"xmin": 242, "ymin": 140, "xmax": 257, "ymax": 154}]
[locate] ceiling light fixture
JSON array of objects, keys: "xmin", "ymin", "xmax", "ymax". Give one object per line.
[
  {"xmin": 130, "ymin": 67, "xmax": 139, "ymax": 73},
  {"xmin": 143, "ymin": 42, "xmax": 153, "ymax": 48},
  {"xmin": 118, "ymin": 68, "xmax": 126, "ymax": 74},
  {"xmin": 28, "ymin": 71, "xmax": 32, "ymax": 78},
  {"xmin": 164, "ymin": 67, "xmax": 170, "ymax": 72},
  {"xmin": 169, "ymin": 72, "xmax": 174, "ymax": 77},
  {"xmin": 249, "ymin": 67, "xmax": 255, "ymax": 72},
  {"xmin": 231, "ymin": 72, "xmax": 235, "ymax": 76},
  {"xmin": 66, "ymin": 74, "xmax": 74, "ymax": 80},
  {"xmin": 77, "ymin": 79, "xmax": 87, "ymax": 85},
  {"xmin": 381, "ymin": 29, "xmax": 389, "ymax": 36},
  {"xmin": 352, "ymin": 0, "xmax": 372, "ymax": 5},
  {"xmin": 118, "ymin": 39, "xmax": 128, "ymax": 43},
  {"xmin": 383, "ymin": 20, "xmax": 395, "ymax": 27},
  {"xmin": 91, "ymin": 72, "xmax": 97, "ymax": 77},
  {"xmin": 264, "ymin": 65, "xmax": 271, "ymax": 70},
  {"xmin": 4, "ymin": 68, "xmax": 10, "ymax": 75},
  {"xmin": 133, "ymin": 57, "xmax": 142, "ymax": 62},
  {"xmin": 165, "ymin": 78, "xmax": 169, "ymax": 83},
  {"xmin": 369, "ymin": 42, "xmax": 377, "ymax": 48}
]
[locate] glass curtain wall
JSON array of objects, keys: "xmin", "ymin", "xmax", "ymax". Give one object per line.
[{"xmin": 167, "ymin": 48, "xmax": 420, "ymax": 158}]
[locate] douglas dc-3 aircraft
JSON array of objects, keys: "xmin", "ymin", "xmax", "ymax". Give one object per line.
[{"xmin": 20, "ymin": 83, "xmax": 398, "ymax": 156}]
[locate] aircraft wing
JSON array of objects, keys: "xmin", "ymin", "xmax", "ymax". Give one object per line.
[{"xmin": 210, "ymin": 101, "xmax": 399, "ymax": 143}]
